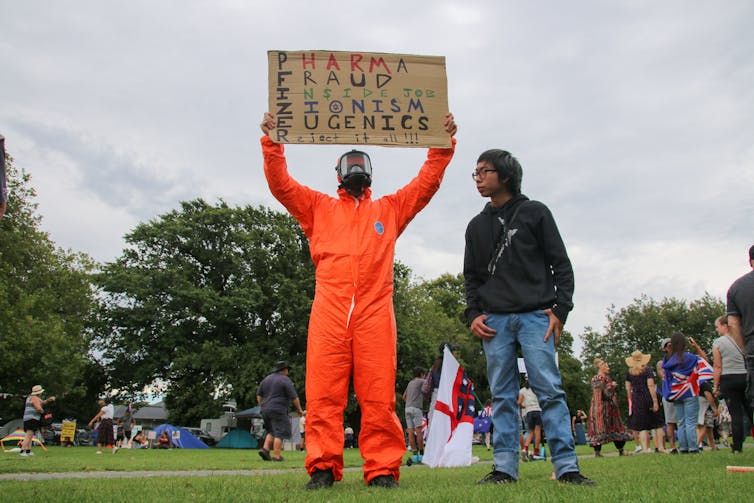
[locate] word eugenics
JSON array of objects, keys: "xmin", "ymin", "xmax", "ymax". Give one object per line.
[{"xmin": 272, "ymin": 52, "xmax": 438, "ymax": 144}]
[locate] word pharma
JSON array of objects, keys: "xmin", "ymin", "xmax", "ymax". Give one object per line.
[{"xmin": 267, "ymin": 50, "xmax": 450, "ymax": 148}]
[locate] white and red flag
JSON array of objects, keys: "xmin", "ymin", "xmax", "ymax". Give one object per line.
[{"xmin": 422, "ymin": 346, "xmax": 476, "ymax": 467}]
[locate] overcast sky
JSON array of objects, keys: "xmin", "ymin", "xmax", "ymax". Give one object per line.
[{"xmin": 2, "ymin": 1, "xmax": 752, "ymax": 352}]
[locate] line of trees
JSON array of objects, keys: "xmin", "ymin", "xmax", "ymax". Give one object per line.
[
  {"xmin": 0, "ymin": 151, "xmax": 726, "ymax": 430},
  {"xmin": 0, "ymin": 154, "xmax": 104, "ymax": 423}
]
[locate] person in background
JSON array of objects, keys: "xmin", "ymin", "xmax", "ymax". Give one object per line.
[
  {"xmin": 121, "ymin": 406, "xmax": 135, "ymax": 448},
  {"xmin": 712, "ymin": 314, "xmax": 750, "ymax": 453},
  {"xmin": 696, "ymin": 381, "xmax": 719, "ymax": 450},
  {"xmin": 256, "ymin": 360, "xmax": 305, "ymax": 463},
  {"xmin": 685, "ymin": 336, "xmax": 716, "ymax": 448},
  {"xmin": 658, "ymin": 339, "xmax": 679, "ymax": 453},
  {"xmin": 298, "ymin": 412, "xmax": 306, "ymax": 451},
  {"xmin": 481, "ymin": 399, "xmax": 493, "ymax": 450},
  {"xmin": 572, "ymin": 410, "xmax": 588, "ymax": 446},
  {"xmin": 518, "ymin": 380, "xmax": 543, "ymax": 461},
  {"xmin": 88, "ymin": 397, "xmax": 117, "ymax": 454},
  {"xmin": 344, "ymin": 425, "xmax": 355, "ymax": 449},
  {"xmin": 717, "ymin": 400, "xmax": 732, "ymax": 448},
  {"xmin": 20, "ymin": 385, "xmax": 55, "ymax": 457},
  {"xmin": 624, "ymin": 351, "xmax": 665, "ymax": 454},
  {"xmin": 114, "ymin": 419, "xmax": 125, "ymax": 449},
  {"xmin": 403, "ymin": 366, "xmax": 426, "ymax": 463},
  {"xmin": 155, "ymin": 430, "xmax": 171, "ymax": 449},
  {"xmin": 726, "ymin": 245, "xmax": 754, "ymax": 411},
  {"xmin": 661, "ymin": 332, "xmax": 714, "ymax": 454},
  {"xmin": 588, "ymin": 359, "xmax": 631, "ymax": 457},
  {"xmin": 131, "ymin": 431, "xmax": 148, "ymax": 449}
]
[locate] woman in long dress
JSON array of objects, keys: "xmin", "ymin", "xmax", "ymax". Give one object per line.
[
  {"xmin": 625, "ymin": 350, "xmax": 665, "ymax": 453},
  {"xmin": 588, "ymin": 359, "xmax": 631, "ymax": 456}
]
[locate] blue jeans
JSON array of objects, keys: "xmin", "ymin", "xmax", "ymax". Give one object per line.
[
  {"xmin": 483, "ymin": 311, "xmax": 579, "ymax": 479},
  {"xmin": 674, "ymin": 396, "xmax": 699, "ymax": 452}
]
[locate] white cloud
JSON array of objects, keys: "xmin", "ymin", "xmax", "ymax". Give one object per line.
[{"xmin": 2, "ymin": 0, "xmax": 753, "ymax": 349}]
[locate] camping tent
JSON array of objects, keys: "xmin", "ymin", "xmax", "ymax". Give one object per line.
[
  {"xmin": 1, "ymin": 429, "xmax": 47, "ymax": 452},
  {"xmin": 216, "ymin": 429, "xmax": 258, "ymax": 449},
  {"xmin": 152, "ymin": 424, "xmax": 208, "ymax": 449}
]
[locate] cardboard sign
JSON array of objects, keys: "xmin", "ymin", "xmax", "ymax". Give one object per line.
[
  {"xmin": 60, "ymin": 420, "xmax": 76, "ymax": 443},
  {"xmin": 268, "ymin": 50, "xmax": 450, "ymax": 148}
]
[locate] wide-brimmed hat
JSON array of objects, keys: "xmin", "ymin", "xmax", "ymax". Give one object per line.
[
  {"xmin": 625, "ymin": 350, "xmax": 651, "ymax": 369},
  {"xmin": 31, "ymin": 385, "xmax": 44, "ymax": 396},
  {"xmin": 660, "ymin": 338, "xmax": 671, "ymax": 350},
  {"xmin": 272, "ymin": 360, "xmax": 289, "ymax": 373}
]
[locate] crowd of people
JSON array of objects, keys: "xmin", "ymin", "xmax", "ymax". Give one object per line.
[{"xmin": 15, "ymin": 387, "xmax": 186, "ymax": 453}]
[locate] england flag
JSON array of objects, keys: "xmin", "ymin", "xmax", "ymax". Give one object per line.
[{"xmin": 422, "ymin": 346, "xmax": 476, "ymax": 467}]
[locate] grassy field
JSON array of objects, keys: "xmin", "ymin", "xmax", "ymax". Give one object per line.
[{"xmin": 1, "ymin": 443, "xmax": 752, "ymax": 502}]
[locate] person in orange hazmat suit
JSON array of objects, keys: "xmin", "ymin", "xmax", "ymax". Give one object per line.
[{"xmin": 260, "ymin": 111, "xmax": 457, "ymax": 489}]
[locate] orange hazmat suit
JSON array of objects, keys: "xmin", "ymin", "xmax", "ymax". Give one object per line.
[{"xmin": 261, "ymin": 135, "xmax": 456, "ymax": 483}]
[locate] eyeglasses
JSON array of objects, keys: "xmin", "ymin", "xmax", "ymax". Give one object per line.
[{"xmin": 471, "ymin": 168, "xmax": 497, "ymax": 181}]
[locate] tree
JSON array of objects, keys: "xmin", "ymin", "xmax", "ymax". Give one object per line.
[
  {"xmin": 93, "ymin": 200, "xmax": 315, "ymax": 425},
  {"xmin": 0, "ymin": 152, "xmax": 98, "ymax": 422}
]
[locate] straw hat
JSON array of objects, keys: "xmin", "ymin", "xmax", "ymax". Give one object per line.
[
  {"xmin": 625, "ymin": 350, "xmax": 651, "ymax": 369},
  {"xmin": 31, "ymin": 385, "xmax": 44, "ymax": 396}
]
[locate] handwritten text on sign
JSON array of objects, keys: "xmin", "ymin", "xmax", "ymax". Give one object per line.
[{"xmin": 268, "ymin": 51, "xmax": 450, "ymax": 148}]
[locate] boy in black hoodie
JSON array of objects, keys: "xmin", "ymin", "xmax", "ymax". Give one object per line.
[{"xmin": 464, "ymin": 149, "xmax": 594, "ymax": 486}]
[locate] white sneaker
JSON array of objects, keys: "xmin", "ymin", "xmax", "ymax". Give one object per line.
[
  {"xmin": 113, "ymin": 447, "xmax": 119, "ymax": 454},
  {"xmin": 633, "ymin": 446, "xmax": 642, "ymax": 453},
  {"xmin": 19, "ymin": 452, "xmax": 29, "ymax": 457},
  {"xmin": 96, "ymin": 451, "xmax": 102, "ymax": 454},
  {"xmin": 27, "ymin": 451, "xmax": 34, "ymax": 456}
]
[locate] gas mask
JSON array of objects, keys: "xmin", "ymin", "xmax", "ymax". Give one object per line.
[{"xmin": 336, "ymin": 150, "xmax": 372, "ymax": 197}]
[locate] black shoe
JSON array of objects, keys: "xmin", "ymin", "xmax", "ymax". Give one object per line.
[
  {"xmin": 306, "ymin": 469, "xmax": 335, "ymax": 490},
  {"xmin": 271, "ymin": 456, "xmax": 284, "ymax": 462},
  {"xmin": 670, "ymin": 448, "xmax": 679, "ymax": 455},
  {"xmin": 478, "ymin": 470, "xmax": 516, "ymax": 485},
  {"xmin": 368, "ymin": 475, "xmax": 399, "ymax": 488},
  {"xmin": 558, "ymin": 472, "xmax": 597, "ymax": 486},
  {"xmin": 258, "ymin": 449, "xmax": 271, "ymax": 461}
]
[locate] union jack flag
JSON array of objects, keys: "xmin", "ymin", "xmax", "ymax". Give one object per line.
[{"xmin": 666, "ymin": 356, "xmax": 713, "ymax": 401}]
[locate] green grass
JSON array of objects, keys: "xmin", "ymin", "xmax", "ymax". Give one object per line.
[{"xmin": 1, "ymin": 444, "xmax": 752, "ymax": 502}]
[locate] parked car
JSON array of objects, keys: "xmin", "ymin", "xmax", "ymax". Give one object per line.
[{"xmin": 184, "ymin": 427, "xmax": 216, "ymax": 446}]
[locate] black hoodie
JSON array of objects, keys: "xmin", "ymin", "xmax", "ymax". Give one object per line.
[{"xmin": 463, "ymin": 194, "xmax": 574, "ymax": 325}]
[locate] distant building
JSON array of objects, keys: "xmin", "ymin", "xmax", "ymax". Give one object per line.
[{"xmin": 132, "ymin": 401, "xmax": 169, "ymax": 429}]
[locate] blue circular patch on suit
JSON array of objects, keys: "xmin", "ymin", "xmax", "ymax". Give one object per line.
[{"xmin": 374, "ymin": 221, "xmax": 384, "ymax": 235}]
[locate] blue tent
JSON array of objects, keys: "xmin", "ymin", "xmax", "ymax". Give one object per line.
[
  {"xmin": 216, "ymin": 429, "xmax": 258, "ymax": 449},
  {"xmin": 152, "ymin": 424, "xmax": 208, "ymax": 449}
]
